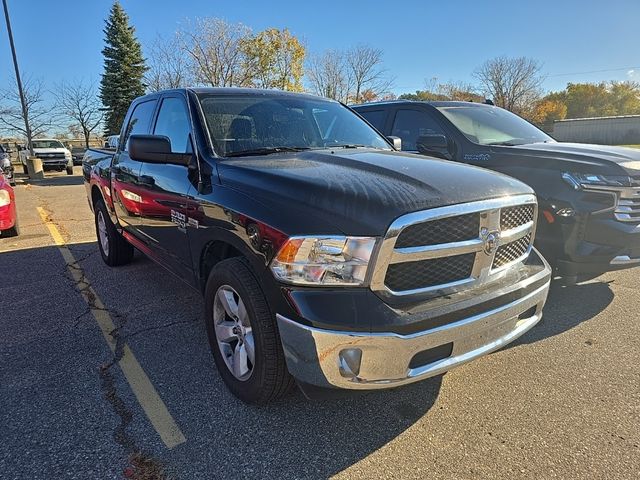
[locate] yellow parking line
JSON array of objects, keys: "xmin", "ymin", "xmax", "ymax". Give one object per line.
[{"xmin": 36, "ymin": 207, "xmax": 186, "ymax": 449}]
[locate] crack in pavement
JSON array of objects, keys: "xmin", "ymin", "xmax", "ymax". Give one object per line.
[
  {"xmin": 124, "ymin": 318, "xmax": 199, "ymax": 341},
  {"xmin": 36, "ymin": 201, "xmax": 173, "ymax": 479},
  {"xmin": 99, "ymin": 314, "xmax": 137, "ymax": 454}
]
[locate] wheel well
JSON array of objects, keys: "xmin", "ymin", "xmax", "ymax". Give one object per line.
[
  {"xmin": 91, "ymin": 185, "xmax": 103, "ymax": 209},
  {"xmin": 200, "ymin": 241, "xmax": 242, "ymax": 291}
]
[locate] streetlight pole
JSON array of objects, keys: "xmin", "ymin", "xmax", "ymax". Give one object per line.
[{"xmin": 2, "ymin": 0, "xmax": 33, "ymax": 157}]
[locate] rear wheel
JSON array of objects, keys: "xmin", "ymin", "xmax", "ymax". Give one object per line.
[
  {"xmin": 94, "ymin": 199, "xmax": 133, "ymax": 266},
  {"xmin": 205, "ymin": 257, "xmax": 294, "ymax": 404},
  {"xmin": 66, "ymin": 166, "xmax": 73, "ymax": 175},
  {"xmin": 22, "ymin": 163, "xmax": 28, "ymax": 175}
]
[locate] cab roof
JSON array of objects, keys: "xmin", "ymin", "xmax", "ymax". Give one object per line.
[
  {"xmin": 135, "ymin": 87, "xmax": 334, "ymax": 103},
  {"xmin": 352, "ymin": 100, "xmax": 492, "ymax": 108}
]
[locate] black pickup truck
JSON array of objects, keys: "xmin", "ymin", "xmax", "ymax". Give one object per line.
[
  {"xmin": 353, "ymin": 101, "xmax": 640, "ymax": 282},
  {"xmin": 84, "ymin": 88, "xmax": 551, "ymax": 404}
]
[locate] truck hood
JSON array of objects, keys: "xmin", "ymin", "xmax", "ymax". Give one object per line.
[
  {"xmin": 511, "ymin": 142, "xmax": 640, "ymax": 177},
  {"xmin": 217, "ymin": 149, "xmax": 531, "ymax": 235}
]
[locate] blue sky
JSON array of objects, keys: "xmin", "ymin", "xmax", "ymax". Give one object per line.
[{"xmin": 1, "ymin": 0, "xmax": 640, "ymax": 96}]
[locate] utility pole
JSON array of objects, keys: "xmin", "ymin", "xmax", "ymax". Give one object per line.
[{"xmin": 2, "ymin": 0, "xmax": 33, "ymax": 156}]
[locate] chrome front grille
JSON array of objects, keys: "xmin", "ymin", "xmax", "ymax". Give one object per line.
[
  {"xmin": 493, "ymin": 233, "xmax": 532, "ymax": 269},
  {"xmin": 615, "ymin": 187, "xmax": 640, "ymax": 222},
  {"xmin": 370, "ymin": 195, "xmax": 537, "ymax": 299},
  {"xmin": 385, "ymin": 253, "xmax": 475, "ymax": 291},
  {"xmin": 39, "ymin": 153, "xmax": 66, "ymax": 159},
  {"xmin": 395, "ymin": 213, "xmax": 479, "ymax": 247},
  {"xmin": 501, "ymin": 204, "xmax": 534, "ymax": 230}
]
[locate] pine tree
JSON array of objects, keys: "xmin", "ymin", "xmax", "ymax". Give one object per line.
[{"xmin": 99, "ymin": 1, "xmax": 147, "ymax": 135}]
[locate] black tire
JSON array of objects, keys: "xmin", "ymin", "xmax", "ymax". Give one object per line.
[
  {"xmin": 66, "ymin": 166, "xmax": 74, "ymax": 175},
  {"xmin": 94, "ymin": 199, "xmax": 134, "ymax": 266},
  {"xmin": 204, "ymin": 257, "xmax": 295, "ymax": 404},
  {"xmin": 1, "ymin": 220, "xmax": 19, "ymax": 237},
  {"xmin": 558, "ymin": 275, "xmax": 578, "ymax": 287},
  {"xmin": 22, "ymin": 163, "xmax": 28, "ymax": 175}
]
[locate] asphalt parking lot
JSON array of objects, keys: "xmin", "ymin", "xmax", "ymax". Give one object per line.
[{"xmin": 1, "ymin": 168, "xmax": 639, "ymax": 480}]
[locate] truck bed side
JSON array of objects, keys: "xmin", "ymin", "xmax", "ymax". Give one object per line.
[{"xmin": 82, "ymin": 147, "xmax": 116, "ymax": 215}]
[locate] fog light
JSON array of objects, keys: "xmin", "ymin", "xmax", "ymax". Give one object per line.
[
  {"xmin": 338, "ymin": 348, "xmax": 362, "ymax": 378},
  {"xmin": 556, "ymin": 207, "xmax": 575, "ymax": 217}
]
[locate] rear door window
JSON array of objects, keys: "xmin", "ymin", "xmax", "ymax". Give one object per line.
[
  {"xmin": 153, "ymin": 97, "xmax": 191, "ymax": 153},
  {"xmin": 392, "ymin": 109, "xmax": 446, "ymax": 151},
  {"xmin": 358, "ymin": 110, "xmax": 387, "ymax": 132},
  {"xmin": 122, "ymin": 100, "xmax": 158, "ymax": 151}
]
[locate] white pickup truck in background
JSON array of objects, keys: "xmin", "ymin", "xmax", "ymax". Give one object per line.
[{"xmin": 19, "ymin": 139, "xmax": 74, "ymax": 175}]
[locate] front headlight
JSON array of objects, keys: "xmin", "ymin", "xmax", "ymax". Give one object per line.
[
  {"xmin": 0, "ymin": 189, "xmax": 11, "ymax": 207},
  {"xmin": 270, "ymin": 236, "xmax": 376, "ymax": 286},
  {"xmin": 561, "ymin": 172, "xmax": 628, "ymax": 190}
]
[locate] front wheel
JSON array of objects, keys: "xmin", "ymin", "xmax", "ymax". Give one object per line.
[
  {"xmin": 22, "ymin": 163, "xmax": 28, "ymax": 175},
  {"xmin": 94, "ymin": 199, "xmax": 133, "ymax": 266},
  {"xmin": 204, "ymin": 257, "xmax": 295, "ymax": 404},
  {"xmin": 66, "ymin": 166, "xmax": 73, "ymax": 175}
]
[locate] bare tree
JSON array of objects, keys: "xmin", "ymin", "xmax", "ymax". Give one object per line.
[
  {"xmin": 146, "ymin": 33, "xmax": 192, "ymax": 92},
  {"xmin": 346, "ymin": 45, "xmax": 393, "ymax": 103},
  {"xmin": 306, "ymin": 50, "xmax": 352, "ymax": 103},
  {"xmin": 178, "ymin": 18, "xmax": 253, "ymax": 87},
  {"xmin": 436, "ymin": 81, "xmax": 484, "ymax": 102},
  {"xmin": 473, "ymin": 56, "xmax": 544, "ymax": 114},
  {"xmin": 53, "ymin": 80, "xmax": 104, "ymax": 148},
  {"xmin": 0, "ymin": 76, "xmax": 53, "ymax": 140}
]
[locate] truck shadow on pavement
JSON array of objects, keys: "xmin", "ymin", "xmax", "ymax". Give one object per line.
[
  {"xmin": 0, "ymin": 242, "xmax": 445, "ymax": 479},
  {"xmin": 10, "ymin": 243, "xmax": 615, "ymax": 478},
  {"xmin": 507, "ymin": 279, "xmax": 614, "ymax": 348},
  {"xmin": 16, "ymin": 172, "xmax": 84, "ymax": 187},
  {"xmin": 99, "ymin": 252, "xmax": 445, "ymax": 478},
  {"xmin": 227, "ymin": 377, "xmax": 444, "ymax": 478},
  {"xmin": 1, "ymin": 240, "xmax": 619, "ymax": 479}
]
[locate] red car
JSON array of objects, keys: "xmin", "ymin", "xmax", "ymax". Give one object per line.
[{"xmin": 0, "ymin": 172, "xmax": 18, "ymax": 237}]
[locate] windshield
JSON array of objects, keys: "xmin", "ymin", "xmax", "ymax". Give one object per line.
[
  {"xmin": 437, "ymin": 105, "xmax": 554, "ymax": 146},
  {"xmin": 32, "ymin": 140, "xmax": 65, "ymax": 149},
  {"xmin": 197, "ymin": 94, "xmax": 391, "ymax": 157}
]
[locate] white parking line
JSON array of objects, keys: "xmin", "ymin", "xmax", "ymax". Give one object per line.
[{"xmin": 36, "ymin": 206, "xmax": 186, "ymax": 449}]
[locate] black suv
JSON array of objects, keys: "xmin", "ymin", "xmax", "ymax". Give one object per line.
[{"xmin": 353, "ymin": 101, "xmax": 640, "ymax": 281}]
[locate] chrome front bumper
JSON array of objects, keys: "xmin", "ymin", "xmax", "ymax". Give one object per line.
[
  {"xmin": 610, "ymin": 255, "xmax": 640, "ymax": 266},
  {"xmin": 277, "ymin": 281, "xmax": 550, "ymax": 390}
]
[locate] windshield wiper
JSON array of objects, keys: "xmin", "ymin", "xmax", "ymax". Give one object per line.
[
  {"xmin": 226, "ymin": 146, "xmax": 311, "ymax": 157},
  {"xmin": 325, "ymin": 144, "xmax": 367, "ymax": 149},
  {"xmin": 485, "ymin": 141, "xmax": 521, "ymax": 146}
]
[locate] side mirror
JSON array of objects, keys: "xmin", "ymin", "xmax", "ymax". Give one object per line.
[
  {"xmin": 387, "ymin": 136, "xmax": 402, "ymax": 150},
  {"xmin": 128, "ymin": 135, "xmax": 191, "ymax": 166},
  {"xmin": 416, "ymin": 134, "xmax": 451, "ymax": 158}
]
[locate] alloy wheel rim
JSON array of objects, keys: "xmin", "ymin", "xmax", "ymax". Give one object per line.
[
  {"xmin": 212, "ymin": 285, "xmax": 255, "ymax": 381},
  {"xmin": 97, "ymin": 211, "xmax": 109, "ymax": 255}
]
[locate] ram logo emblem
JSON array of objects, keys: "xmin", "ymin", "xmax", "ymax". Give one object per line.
[{"xmin": 481, "ymin": 228, "xmax": 501, "ymax": 255}]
